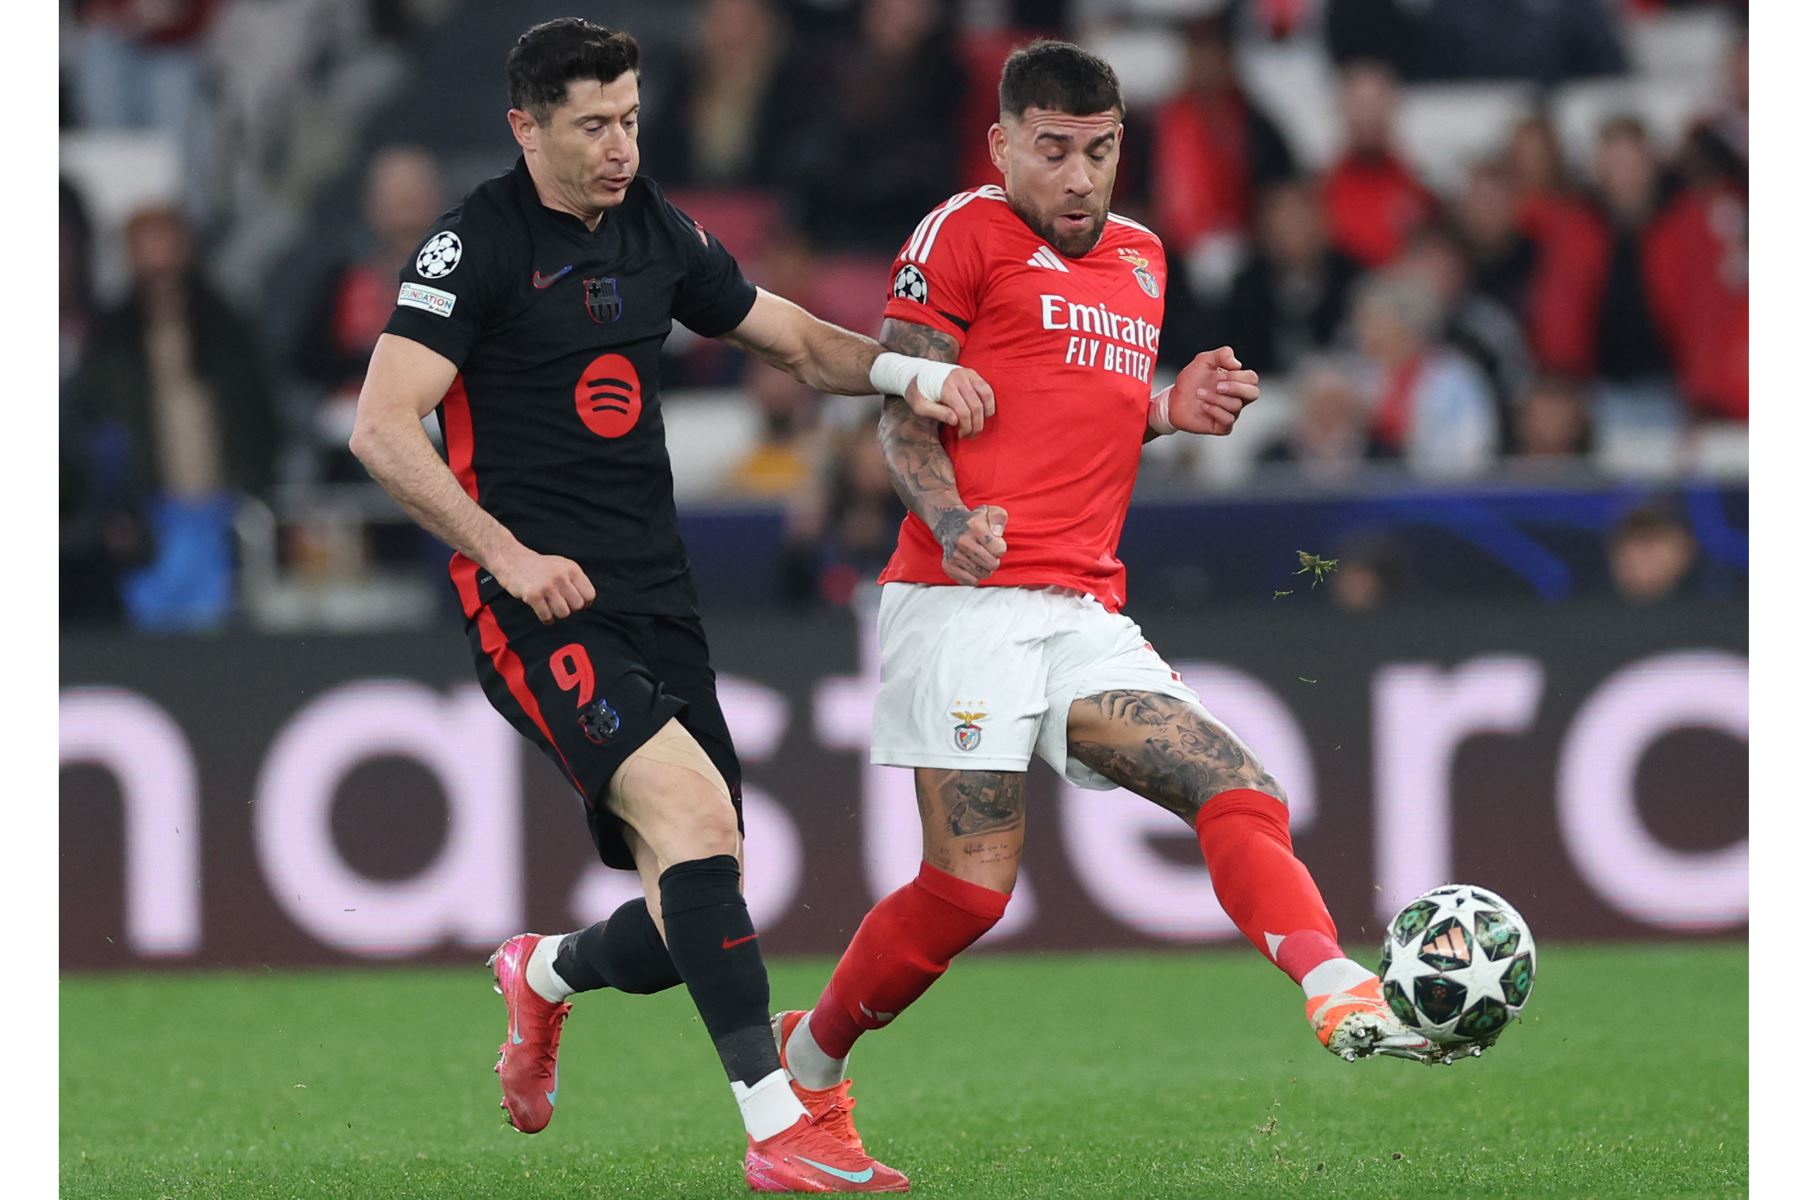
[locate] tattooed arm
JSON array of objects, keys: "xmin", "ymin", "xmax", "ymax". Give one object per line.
[
  {"xmin": 721, "ymin": 289, "xmax": 995, "ymax": 434},
  {"xmin": 876, "ymin": 318, "xmax": 1009, "ymax": 585}
]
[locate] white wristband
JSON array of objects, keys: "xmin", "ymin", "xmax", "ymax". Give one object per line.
[
  {"xmin": 1148, "ymin": 385, "xmax": 1176, "ymax": 436},
  {"xmin": 870, "ymin": 351, "xmax": 955, "ymax": 402}
]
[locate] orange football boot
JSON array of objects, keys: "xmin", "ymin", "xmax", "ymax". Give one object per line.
[
  {"xmin": 772, "ymin": 1010, "xmax": 867, "ymax": 1153},
  {"xmin": 1307, "ymin": 977, "xmax": 1434, "ymax": 1062},
  {"xmin": 744, "ymin": 1113, "xmax": 909, "ymax": 1193}
]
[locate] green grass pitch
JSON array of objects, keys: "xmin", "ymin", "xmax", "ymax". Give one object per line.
[{"xmin": 61, "ymin": 944, "xmax": 1745, "ymax": 1198}]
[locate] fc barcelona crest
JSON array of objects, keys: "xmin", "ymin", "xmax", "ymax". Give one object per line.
[
  {"xmin": 950, "ymin": 707, "xmax": 987, "ymax": 752},
  {"xmin": 584, "ymin": 276, "xmax": 623, "ymax": 324},
  {"xmin": 1118, "ymin": 248, "xmax": 1160, "ymax": 298},
  {"xmin": 578, "ymin": 697, "xmax": 623, "ymax": 744}
]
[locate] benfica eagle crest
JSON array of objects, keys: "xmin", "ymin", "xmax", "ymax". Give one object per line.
[
  {"xmin": 1118, "ymin": 248, "xmax": 1160, "ymax": 298},
  {"xmin": 950, "ymin": 708, "xmax": 987, "ymax": 752}
]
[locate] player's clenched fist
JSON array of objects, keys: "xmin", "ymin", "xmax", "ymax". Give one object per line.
[
  {"xmin": 494, "ymin": 547, "xmax": 597, "ymax": 624},
  {"xmin": 1166, "ymin": 345, "xmax": 1260, "ymax": 436},
  {"xmin": 936, "ymin": 504, "xmax": 1008, "ymax": 586},
  {"xmin": 905, "ymin": 366, "xmax": 997, "ymax": 438}
]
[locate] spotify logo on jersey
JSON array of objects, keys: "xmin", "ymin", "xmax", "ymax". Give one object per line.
[{"xmin": 575, "ymin": 352, "xmax": 642, "ymax": 438}]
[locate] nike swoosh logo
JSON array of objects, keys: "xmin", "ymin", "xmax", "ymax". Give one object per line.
[
  {"xmin": 722, "ymin": 934, "xmax": 759, "ymax": 950},
  {"xmin": 532, "ymin": 265, "xmax": 573, "ymax": 289},
  {"xmin": 859, "ymin": 1002, "xmax": 896, "ymax": 1023},
  {"xmin": 795, "ymin": 1157, "xmax": 875, "ymax": 1184},
  {"xmin": 546, "ymin": 1065, "xmax": 558, "ymax": 1106}
]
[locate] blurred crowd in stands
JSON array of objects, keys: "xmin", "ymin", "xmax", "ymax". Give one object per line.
[{"xmin": 59, "ymin": 0, "xmax": 1749, "ymax": 630}]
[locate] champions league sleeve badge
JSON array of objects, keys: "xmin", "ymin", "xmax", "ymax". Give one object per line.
[
  {"xmin": 894, "ymin": 263, "xmax": 929, "ymax": 305},
  {"xmin": 415, "ymin": 231, "xmax": 463, "ymax": 279}
]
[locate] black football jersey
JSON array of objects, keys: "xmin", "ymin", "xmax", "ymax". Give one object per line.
[{"xmin": 383, "ymin": 158, "xmax": 756, "ymax": 619}]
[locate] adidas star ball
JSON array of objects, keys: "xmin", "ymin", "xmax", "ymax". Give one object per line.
[{"xmin": 1378, "ymin": 884, "xmax": 1536, "ymax": 1049}]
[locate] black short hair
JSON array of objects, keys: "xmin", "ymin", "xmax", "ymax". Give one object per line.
[
  {"xmin": 507, "ymin": 18, "xmax": 640, "ymax": 120},
  {"xmin": 998, "ymin": 39, "xmax": 1124, "ymax": 121},
  {"xmin": 1612, "ymin": 499, "xmax": 1693, "ymax": 545}
]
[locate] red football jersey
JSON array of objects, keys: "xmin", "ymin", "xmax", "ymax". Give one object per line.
[{"xmin": 879, "ymin": 184, "xmax": 1168, "ymax": 611}]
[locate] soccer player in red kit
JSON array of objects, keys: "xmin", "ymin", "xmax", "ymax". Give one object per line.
[{"xmin": 769, "ymin": 40, "xmax": 1450, "ymax": 1158}]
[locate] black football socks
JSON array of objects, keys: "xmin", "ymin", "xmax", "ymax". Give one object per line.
[
  {"xmin": 551, "ymin": 897, "xmax": 682, "ymax": 995},
  {"xmin": 657, "ymin": 854, "xmax": 783, "ymax": 1085}
]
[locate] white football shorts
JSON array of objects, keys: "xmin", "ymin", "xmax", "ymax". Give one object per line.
[{"xmin": 871, "ymin": 582, "xmax": 1209, "ymax": 790}]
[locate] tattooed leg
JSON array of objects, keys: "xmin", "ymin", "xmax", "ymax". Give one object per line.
[
  {"xmin": 1064, "ymin": 693, "xmax": 1394, "ymax": 1038},
  {"xmin": 797, "ymin": 771, "xmax": 1018, "ymax": 1067},
  {"xmin": 1065, "ymin": 691, "xmax": 1285, "ymax": 823},
  {"xmin": 914, "ymin": 768, "xmax": 1028, "ymax": 893}
]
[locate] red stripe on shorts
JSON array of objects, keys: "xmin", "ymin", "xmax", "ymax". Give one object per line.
[{"xmin": 474, "ymin": 606, "xmax": 583, "ymax": 800}]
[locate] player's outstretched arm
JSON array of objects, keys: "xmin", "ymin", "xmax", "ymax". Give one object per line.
[
  {"xmin": 876, "ymin": 318, "xmax": 1008, "ymax": 586},
  {"xmin": 719, "ymin": 288, "xmax": 996, "ymax": 436},
  {"xmin": 349, "ymin": 334, "xmax": 594, "ymax": 624},
  {"xmin": 1145, "ymin": 345, "xmax": 1261, "ymax": 441}
]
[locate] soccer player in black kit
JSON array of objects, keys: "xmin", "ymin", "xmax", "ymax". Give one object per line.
[{"xmin": 350, "ymin": 19, "xmax": 991, "ymax": 1194}]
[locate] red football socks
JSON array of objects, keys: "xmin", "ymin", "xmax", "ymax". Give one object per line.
[
  {"xmin": 807, "ymin": 862, "xmax": 1011, "ymax": 1060},
  {"xmin": 1194, "ymin": 788, "xmax": 1345, "ymax": 986}
]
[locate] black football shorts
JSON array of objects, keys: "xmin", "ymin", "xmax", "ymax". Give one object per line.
[{"xmin": 466, "ymin": 585, "xmax": 743, "ymax": 870}]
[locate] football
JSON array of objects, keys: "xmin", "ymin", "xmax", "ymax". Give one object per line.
[{"xmin": 1378, "ymin": 884, "xmax": 1536, "ymax": 1050}]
